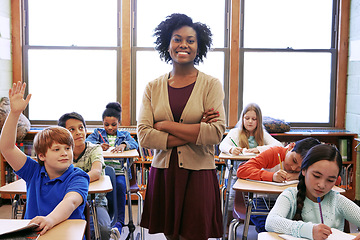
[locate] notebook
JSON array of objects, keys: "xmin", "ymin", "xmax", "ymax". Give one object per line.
[{"xmin": 279, "ymin": 228, "xmax": 355, "ymax": 240}]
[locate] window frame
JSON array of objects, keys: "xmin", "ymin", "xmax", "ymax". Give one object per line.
[
  {"xmin": 237, "ymin": 0, "xmax": 340, "ymax": 127},
  {"xmin": 21, "ymin": 0, "xmax": 122, "ymax": 125}
]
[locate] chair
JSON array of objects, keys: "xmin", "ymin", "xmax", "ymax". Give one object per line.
[
  {"xmin": 105, "ymin": 165, "xmax": 118, "ymax": 227},
  {"xmin": 228, "ymin": 191, "xmax": 274, "ymax": 240},
  {"xmin": 84, "ymin": 201, "xmax": 91, "ymax": 240},
  {"xmin": 129, "ymin": 163, "xmax": 143, "ymax": 226}
]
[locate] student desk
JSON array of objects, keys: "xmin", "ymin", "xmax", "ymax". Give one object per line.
[
  {"xmin": 0, "ymin": 175, "xmax": 112, "ymax": 240},
  {"xmin": 218, "ymin": 152, "xmax": 257, "ymax": 240},
  {"xmin": 102, "ymin": 149, "xmax": 142, "ymax": 240},
  {"xmin": 232, "ymin": 179, "xmax": 346, "ymax": 240},
  {"xmin": 257, "ymin": 231, "xmax": 358, "ymax": 239},
  {"xmin": 0, "ymin": 219, "xmax": 86, "ymax": 240}
]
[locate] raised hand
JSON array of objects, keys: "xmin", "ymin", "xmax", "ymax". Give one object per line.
[{"xmin": 8, "ymin": 81, "xmax": 32, "ymax": 115}]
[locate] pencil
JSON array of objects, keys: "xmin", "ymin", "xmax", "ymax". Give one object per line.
[
  {"xmin": 98, "ymin": 131, "xmax": 106, "ymax": 143},
  {"xmin": 230, "ymin": 137, "xmax": 238, "ymax": 147},
  {"xmin": 278, "ymin": 153, "xmax": 283, "ymax": 170},
  {"xmin": 317, "ymin": 197, "xmax": 324, "ymax": 224}
]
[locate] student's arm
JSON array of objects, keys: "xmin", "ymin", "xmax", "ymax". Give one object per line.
[
  {"xmin": 86, "ymin": 130, "xmax": 101, "ymax": 144},
  {"xmin": 265, "ymin": 189, "xmax": 315, "ymax": 239},
  {"xmin": 236, "ymin": 150, "xmax": 276, "ymax": 181},
  {"xmin": 87, "ymin": 161, "xmax": 103, "ymax": 182},
  {"xmin": 29, "ymin": 191, "xmax": 83, "ymax": 235},
  {"xmin": 87, "ymin": 145, "xmax": 104, "ymax": 182},
  {"xmin": 120, "ymin": 131, "xmax": 139, "ymax": 150},
  {"xmin": 219, "ymin": 128, "xmax": 241, "ymax": 155},
  {"xmin": 0, "ymin": 82, "xmax": 31, "ymax": 171}
]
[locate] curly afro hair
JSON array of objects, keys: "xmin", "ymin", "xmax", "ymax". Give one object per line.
[{"xmin": 153, "ymin": 13, "xmax": 212, "ymax": 65}]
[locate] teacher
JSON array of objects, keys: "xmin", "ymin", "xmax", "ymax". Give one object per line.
[{"xmin": 137, "ymin": 13, "xmax": 226, "ymax": 240}]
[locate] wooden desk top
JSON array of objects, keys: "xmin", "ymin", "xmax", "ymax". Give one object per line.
[
  {"xmin": 0, "ymin": 219, "xmax": 86, "ymax": 240},
  {"xmin": 0, "ymin": 175, "xmax": 112, "ymax": 195},
  {"xmin": 233, "ymin": 179, "xmax": 345, "ymax": 194},
  {"xmin": 218, "ymin": 152, "xmax": 257, "ymax": 160},
  {"xmin": 258, "ymin": 231, "xmax": 357, "ymax": 239},
  {"xmin": 88, "ymin": 175, "xmax": 112, "ymax": 194},
  {"xmin": 102, "ymin": 149, "xmax": 139, "ymax": 159},
  {"xmin": 233, "ymin": 179, "xmax": 298, "ymax": 194}
]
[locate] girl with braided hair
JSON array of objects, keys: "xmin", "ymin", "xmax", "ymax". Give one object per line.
[{"xmin": 265, "ymin": 144, "xmax": 360, "ymax": 240}]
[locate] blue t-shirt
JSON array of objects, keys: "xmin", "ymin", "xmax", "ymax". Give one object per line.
[{"xmin": 16, "ymin": 156, "xmax": 90, "ymax": 220}]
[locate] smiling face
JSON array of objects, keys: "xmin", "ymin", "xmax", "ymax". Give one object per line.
[
  {"xmin": 243, "ymin": 110, "xmax": 258, "ymax": 135},
  {"xmin": 302, "ymin": 160, "xmax": 339, "ymax": 201},
  {"xmin": 65, "ymin": 118, "xmax": 86, "ymax": 148},
  {"xmin": 103, "ymin": 116, "xmax": 119, "ymax": 136},
  {"xmin": 168, "ymin": 26, "xmax": 198, "ymax": 65},
  {"xmin": 38, "ymin": 142, "xmax": 73, "ymax": 178}
]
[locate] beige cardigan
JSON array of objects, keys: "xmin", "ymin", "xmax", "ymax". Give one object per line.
[{"xmin": 137, "ymin": 71, "xmax": 226, "ymax": 170}]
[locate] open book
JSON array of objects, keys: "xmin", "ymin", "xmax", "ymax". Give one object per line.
[
  {"xmin": 279, "ymin": 228, "xmax": 355, "ymax": 240},
  {"xmin": 0, "ymin": 221, "xmax": 39, "ymax": 240},
  {"xmin": 246, "ymin": 179, "xmax": 299, "ymax": 186}
]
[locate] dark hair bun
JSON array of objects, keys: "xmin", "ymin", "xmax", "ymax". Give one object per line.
[{"xmin": 106, "ymin": 102, "xmax": 121, "ymax": 113}]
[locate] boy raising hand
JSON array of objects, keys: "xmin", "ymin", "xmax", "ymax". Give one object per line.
[{"xmin": 0, "ymin": 82, "xmax": 89, "ymax": 235}]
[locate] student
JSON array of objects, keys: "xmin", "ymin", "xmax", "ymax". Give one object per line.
[
  {"xmin": 237, "ymin": 137, "xmax": 321, "ymax": 232},
  {"xmin": 58, "ymin": 112, "xmax": 120, "ymax": 240},
  {"xmin": 0, "ymin": 82, "xmax": 89, "ymax": 235},
  {"xmin": 219, "ymin": 103, "xmax": 282, "ymax": 224},
  {"xmin": 265, "ymin": 144, "xmax": 360, "ymax": 240},
  {"xmin": 86, "ymin": 102, "xmax": 139, "ymax": 232},
  {"xmin": 220, "ymin": 103, "xmax": 282, "ymax": 155}
]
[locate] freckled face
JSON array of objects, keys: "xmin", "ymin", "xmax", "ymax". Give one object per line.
[
  {"xmin": 168, "ymin": 26, "xmax": 198, "ymax": 65},
  {"xmin": 38, "ymin": 142, "xmax": 73, "ymax": 172},
  {"xmin": 302, "ymin": 160, "xmax": 339, "ymax": 201}
]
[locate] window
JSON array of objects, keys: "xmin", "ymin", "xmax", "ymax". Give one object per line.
[
  {"xmin": 239, "ymin": 0, "xmax": 338, "ymax": 126},
  {"xmin": 133, "ymin": 0, "xmax": 230, "ymax": 123},
  {"xmin": 23, "ymin": 0, "xmax": 120, "ymax": 123}
]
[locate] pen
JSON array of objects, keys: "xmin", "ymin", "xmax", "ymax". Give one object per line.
[
  {"xmin": 98, "ymin": 131, "xmax": 106, "ymax": 143},
  {"xmin": 278, "ymin": 153, "xmax": 283, "ymax": 170},
  {"xmin": 317, "ymin": 197, "xmax": 324, "ymax": 224},
  {"xmin": 230, "ymin": 137, "xmax": 238, "ymax": 147}
]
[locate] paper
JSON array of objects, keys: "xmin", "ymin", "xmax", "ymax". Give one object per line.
[
  {"xmin": 246, "ymin": 179, "xmax": 299, "ymax": 186},
  {"xmin": 231, "ymin": 149, "xmax": 256, "ymax": 156},
  {"xmin": 279, "ymin": 228, "xmax": 355, "ymax": 240},
  {"xmin": 0, "ymin": 220, "xmax": 39, "ymax": 239}
]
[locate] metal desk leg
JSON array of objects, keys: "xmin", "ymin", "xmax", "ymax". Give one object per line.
[
  {"xmin": 223, "ymin": 160, "xmax": 233, "ymax": 240},
  {"xmin": 124, "ymin": 161, "xmax": 135, "ymax": 240},
  {"xmin": 242, "ymin": 192, "xmax": 253, "ymax": 240},
  {"xmin": 90, "ymin": 195, "xmax": 101, "ymax": 240}
]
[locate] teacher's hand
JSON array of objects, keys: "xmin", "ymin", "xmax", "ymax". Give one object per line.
[{"xmin": 201, "ymin": 108, "xmax": 219, "ymax": 123}]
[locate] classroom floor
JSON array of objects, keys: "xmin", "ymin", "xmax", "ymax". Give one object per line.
[
  {"xmin": 3, "ymin": 199, "xmax": 357, "ymax": 240},
  {"xmin": 0, "ymin": 199, "xmax": 259, "ymax": 240}
]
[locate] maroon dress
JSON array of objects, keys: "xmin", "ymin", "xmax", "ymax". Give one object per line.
[{"xmin": 140, "ymin": 82, "xmax": 223, "ymax": 240}]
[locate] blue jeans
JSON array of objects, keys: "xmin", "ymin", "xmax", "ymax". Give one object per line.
[
  {"xmin": 89, "ymin": 205, "xmax": 111, "ymax": 240},
  {"xmin": 107, "ymin": 174, "xmax": 126, "ymax": 232}
]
